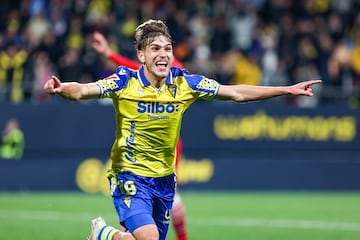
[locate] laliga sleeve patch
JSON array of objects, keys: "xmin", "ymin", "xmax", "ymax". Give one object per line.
[
  {"xmin": 101, "ymin": 78, "xmax": 121, "ymax": 91},
  {"xmin": 196, "ymin": 78, "xmax": 219, "ymax": 91}
]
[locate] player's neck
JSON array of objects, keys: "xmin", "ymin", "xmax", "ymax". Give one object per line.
[
  {"xmin": 150, "ymin": 79, "xmax": 165, "ymax": 89},
  {"xmin": 143, "ymin": 67, "xmax": 167, "ymax": 88}
]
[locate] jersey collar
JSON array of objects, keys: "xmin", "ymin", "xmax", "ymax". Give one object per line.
[{"xmin": 137, "ymin": 65, "xmax": 174, "ymax": 87}]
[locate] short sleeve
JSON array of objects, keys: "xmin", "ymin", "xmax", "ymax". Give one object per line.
[
  {"xmin": 96, "ymin": 66, "xmax": 130, "ymax": 98},
  {"xmin": 183, "ymin": 72, "xmax": 220, "ymax": 100}
]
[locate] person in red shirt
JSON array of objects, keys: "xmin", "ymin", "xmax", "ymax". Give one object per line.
[{"xmin": 91, "ymin": 31, "xmax": 188, "ymax": 240}]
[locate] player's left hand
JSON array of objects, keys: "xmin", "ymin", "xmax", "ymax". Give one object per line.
[{"xmin": 290, "ymin": 80, "xmax": 322, "ymax": 96}]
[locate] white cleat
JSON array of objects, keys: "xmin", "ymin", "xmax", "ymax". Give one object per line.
[{"xmin": 87, "ymin": 216, "xmax": 107, "ymax": 240}]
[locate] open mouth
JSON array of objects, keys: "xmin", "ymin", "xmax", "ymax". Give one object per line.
[{"xmin": 155, "ymin": 61, "xmax": 168, "ymax": 71}]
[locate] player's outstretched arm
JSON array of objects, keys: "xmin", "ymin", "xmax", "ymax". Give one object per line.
[
  {"xmin": 216, "ymin": 80, "xmax": 322, "ymax": 103},
  {"xmin": 43, "ymin": 75, "xmax": 101, "ymax": 101}
]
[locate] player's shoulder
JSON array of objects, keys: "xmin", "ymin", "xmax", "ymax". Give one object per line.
[
  {"xmin": 171, "ymin": 66, "xmax": 191, "ymax": 76},
  {"xmin": 171, "ymin": 67, "xmax": 218, "ymax": 91},
  {"xmin": 99, "ymin": 66, "xmax": 138, "ymax": 91},
  {"xmin": 171, "ymin": 67, "xmax": 201, "ymax": 83},
  {"xmin": 115, "ymin": 66, "xmax": 138, "ymax": 79}
]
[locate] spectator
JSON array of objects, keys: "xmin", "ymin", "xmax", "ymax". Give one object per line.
[
  {"xmin": 24, "ymin": 7, "xmax": 50, "ymax": 49},
  {"xmin": 0, "ymin": 118, "xmax": 25, "ymax": 160},
  {"xmin": 209, "ymin": 14, "xmax": 232, "ymax": 60},
  {"xmin": 222, "ymin": 49, "xmax": 262, "ymax": 86},
  {"xmin": 58, "ymin": 48, "xmax": 83, "ymax": 82},
  {"xmin": 0, "ymin": 42, "xmax": 28, "ymax": 103},
  {"xmin": 1, "ymin": 0, "xmax": 360, "ymax": 105}
]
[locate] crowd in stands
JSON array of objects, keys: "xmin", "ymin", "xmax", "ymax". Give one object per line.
[{"xmin": 1, "ymin": 0, "xmax": 360, "ymax": 107}]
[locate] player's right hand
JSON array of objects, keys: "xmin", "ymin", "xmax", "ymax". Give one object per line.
[{"xmin": 44, "ymin": 76, "xmax": 62, "ymax": 94}]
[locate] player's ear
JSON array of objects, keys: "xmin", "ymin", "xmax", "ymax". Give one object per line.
[{"xmin": 137, "ymin": 50, "xmax": 145, "ymax": 64}]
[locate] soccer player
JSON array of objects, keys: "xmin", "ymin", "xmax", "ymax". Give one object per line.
[
  {"xmin": 91, "ymin": 30, "xmax": 188, "ymax": 240},
  {"xmin": 43, "ymin": 19, "xmax": 321, "ymax": 240}
]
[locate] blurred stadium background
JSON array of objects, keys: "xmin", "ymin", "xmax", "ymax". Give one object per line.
[{"xmin": 1, "ymin": 0, "xmax": 360, "ymax": 239}]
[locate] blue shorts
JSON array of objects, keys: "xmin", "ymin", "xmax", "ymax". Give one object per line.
[{"xmin": 109, "ymin": 171, "xmax": 176, "ymax": 240}]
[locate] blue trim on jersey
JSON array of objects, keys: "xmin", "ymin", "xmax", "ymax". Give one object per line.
[
  {"xmin": 170, "ymin": 67, "xmax": 219, "ymax": 94},
  {"xmin": 99, "ymin": 66, "xmax": 139, "ymax": 96},
  {"xmin": 138, "ymin": 66, "xmax": 174, "ymax": 86},
  {"xmin": 183, "ymin": 73, "xmax": 203, "ymax": 87},
  {"xmin": 183, "ymin": 73, "xmax": 217, "ymax": 93},
  {"xmin": 114, "ymin": 67, "xmax": 131, "ymax": 90},
  {"xmin": 171, "ymin": 67, "xmax": 188, "ymax": 77},
  {"xmin": 99, "ymin": 66, "xmax": 219, "ymax": 97},
  {"xmin": 138, "ymin": 66, "xmax": 149, "ymax": 86}
]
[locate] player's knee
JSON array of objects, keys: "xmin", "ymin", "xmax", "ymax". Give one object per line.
[{"xmin": 132, "ymin": 224, "xmax": 159, "ymax": 240}]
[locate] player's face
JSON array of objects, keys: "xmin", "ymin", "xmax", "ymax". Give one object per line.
[{"xmin": 138, "ymin": 35, "xmax": 174, "ymax": 84}]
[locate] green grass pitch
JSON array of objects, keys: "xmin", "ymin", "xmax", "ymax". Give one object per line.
[{"xmin": 0, "ymin": 191, "xmax": 360, "ymax": 240}]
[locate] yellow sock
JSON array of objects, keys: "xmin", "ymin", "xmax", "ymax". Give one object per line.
[{"xmin": 98, "ymin": 226, "xmax": 119, "ymax": 240}]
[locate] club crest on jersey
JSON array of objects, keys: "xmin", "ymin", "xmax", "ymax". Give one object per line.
[
  {"xmin": 168, "ymin": 85, "xmax": 177, "ymax": 98},
  {"xmin": 196, "ymin": 78, "xmax": 218, "ymax": 91},
  {"xmin": 123, "ymin": 196, "xmax": 132, "ymax": 208},
  {"xmin": 138, "ymin": 88, "xmax": 144, "ymax": 96}
]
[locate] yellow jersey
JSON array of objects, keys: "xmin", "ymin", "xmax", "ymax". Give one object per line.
[{"xmin": 97, "ymin": 66, "xmax": 220, "ymax": 177}]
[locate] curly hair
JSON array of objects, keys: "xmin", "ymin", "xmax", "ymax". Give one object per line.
[{"xmin": 134, "ymin": 19, "xmax": 173, "ymax": 50}]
